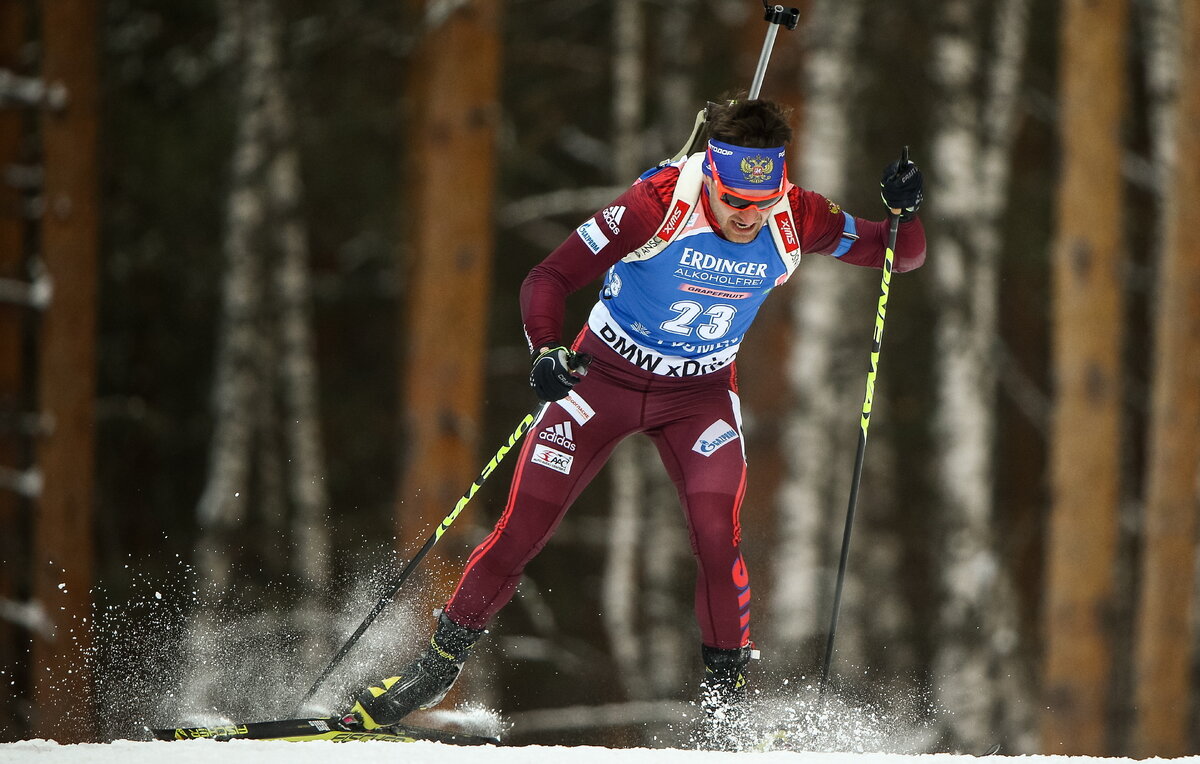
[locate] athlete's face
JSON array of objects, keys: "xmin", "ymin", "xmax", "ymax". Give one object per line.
[{"xmin": 704, "ymin": 177, "xmax": 773, "ymax": 243}]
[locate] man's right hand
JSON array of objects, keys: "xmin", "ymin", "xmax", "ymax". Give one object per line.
[{"xmin": 530, "ymin": 345, "xmax": 592, "ymax": 402}]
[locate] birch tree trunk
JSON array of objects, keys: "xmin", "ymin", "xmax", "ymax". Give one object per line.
[
  {"xmin": 644, "ymin": 0, "xmax": 697, "ymax": 700},
  {"xmin": 928, "ymin": 0, "xmax": 1035, "ymax": 751},
  {"xmin": 266, "ymin": 39, "xmax": 332, "ymax": 674},
  {"xmin": 1043, "ymin": 0, "xmax": 1129, "ymax": 753},
  {"xmin": 602, "ymin": 0, "xmax": 647, "ymax": 702},
  {"xmin": 189, "ymin": 0, "xmax": 272, "ymax": 711},
  {"xmin": 190, "ymin": 0, "xmax": 330, "ymax": 711},
  {"xmin": 1132, "ymin": 0, "xmax": 1200, "ymax": 754},
  {"xmin": 772, "ymin": 0, "xmax": 866, "ymax": 673},
  {"xmin": 601, "ymin": 0, "xmax": 699, "ymax": 712}
]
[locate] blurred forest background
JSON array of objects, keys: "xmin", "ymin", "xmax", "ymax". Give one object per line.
[{"xmin": 1, "ymin": 0, "xmax": 1198, "ymax": 756}]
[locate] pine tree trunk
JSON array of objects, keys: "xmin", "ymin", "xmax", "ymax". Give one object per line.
[
  {"xmin": 0, "ymin": 0, "xmax": 28, "ymax": 739},
  {"xmin": 394, "ymin": 0, "xmax": 501, "ymax": 710},
  {"xmin": 1132, "ymin": 0, "xmax": 1200, "ymax": 754},
  {"xmin": 31, "ymin": 0, "xmax": 99, "ymax": 741},
  {"xmin": 1043, "ymin": 0, "xmax": 1129, "ymax": 753}
]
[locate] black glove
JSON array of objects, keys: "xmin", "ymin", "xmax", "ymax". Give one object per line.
[
  {"xmin": 880, "ymin": 158, "xmax": 923, "ymax": 222},
  {"xmin": 530, "ymin": 345, "xmax": 593, "ymax": 402}
]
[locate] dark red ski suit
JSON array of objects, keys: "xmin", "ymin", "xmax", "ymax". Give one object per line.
[{"xmin": 443, "ymin": 163, "xmax": 926, "ymax": 650}]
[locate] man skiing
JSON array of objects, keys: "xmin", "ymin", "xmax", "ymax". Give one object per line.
[{"xmin": 347, "ymin": 99, "xmax": 926, "ymax": 742}]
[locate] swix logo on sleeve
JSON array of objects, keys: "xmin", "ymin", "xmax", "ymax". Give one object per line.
[
  {"xmin": 773, "ymin": 212, "xmax": 799, "ymax": 253},
  {"xmin": 538, "ymin": 421, "xmax": 576, "ymax": 451},
  {"xmin": 692, "ymin": 419, "xmax": 740, "ymax": 456},
  {"xmin": 602, "ymin": 205, "xmax": 626, "ymax": 235},
  {"xmin": 576, "ymin": 218, "xmax": 610, "ymax": 254},
  {"xmin": 655, "ymin": 200, "xmax": 691, "ymax": 241},
  {"xmin": 531, "ymin": 444, "xmax": 573, "ymax": 475}
]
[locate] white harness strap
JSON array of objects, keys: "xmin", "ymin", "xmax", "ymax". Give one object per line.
[{"xmin": 621, "ymin": 153, "xmax": 802, "ymax": 282}]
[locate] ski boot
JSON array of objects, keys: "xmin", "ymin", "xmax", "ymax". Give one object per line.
[
  {"xmin": 347, "ymin": 611, "xmax": 485, "ymax": 729},
  {"xmin": 694, "ymin": 643, "xmax": 754, "ymax": 750}
]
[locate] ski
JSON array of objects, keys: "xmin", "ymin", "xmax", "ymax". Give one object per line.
[{"xmin": 148, "ymin": 716, "xmax": 500, "ymax": 745}]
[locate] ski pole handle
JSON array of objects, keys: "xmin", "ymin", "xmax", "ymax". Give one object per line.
[
  {"xmin": 887, "ymin": 146, "xmax": 911, "ymax": 217},
  {"xmin": 748, "ymin": 4, "xmax": 800, "ymax": 100}
]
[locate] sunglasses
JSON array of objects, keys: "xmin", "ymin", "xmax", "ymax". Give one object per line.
[{"xmin": 706, "ymin": 146, "xmax": 787, "ymax": 211}]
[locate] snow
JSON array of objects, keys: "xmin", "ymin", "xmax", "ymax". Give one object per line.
[
  {"xmin": 0, "ymin": 741, "xmax": 1185, "ymax": 764},
  {"xmin": 6, "ymin": 557, "xmax": 1189, "ymax": 764}
]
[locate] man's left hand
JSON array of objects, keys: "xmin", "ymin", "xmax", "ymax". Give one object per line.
[{"xmin": 880, "ymin": 158, "xmax": 923, "ymax": 221}]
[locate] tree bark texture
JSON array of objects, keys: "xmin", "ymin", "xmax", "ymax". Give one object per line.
[
  {"xmin": 31, "ymin": 0, "xmax": 99, "ymax": 742},
  {"xmin": 1043, "ymin": 0, "xmax": 1129, "ymax": 753},
  {"xmin": 395, "ymin": 0, "xmax": 500, "ymax": 578},
  {"xmin": 393, "ymin": 0, "xmax": 501, "ymax": 713},
  {"xmin": 0, "ymin": 0, "xmax": 29, "ymax": 741},
  {"xmin": 1132, "ymin": 0, "xmax": 1200, "ymax": 754}
]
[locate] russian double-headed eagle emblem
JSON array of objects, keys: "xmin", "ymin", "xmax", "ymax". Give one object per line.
[{"xmin": 740, "ymin": 155, "xmax": 774, "ymax": 184}]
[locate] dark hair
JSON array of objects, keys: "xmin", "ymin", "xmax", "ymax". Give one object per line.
[{"xmin": 704, "ymin": 99, "xmax": 793, "ymax": 148}]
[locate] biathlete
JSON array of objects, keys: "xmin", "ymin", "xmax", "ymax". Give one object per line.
[{"xmin": 347, "ymin": 98, "xmax": 926, "ymax": 742}]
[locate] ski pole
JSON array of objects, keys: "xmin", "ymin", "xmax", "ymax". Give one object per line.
[
  {"xmin": 749, "ymin": 4, "xmax": 801, "ymax": 100},
  {"xmin": 819, "ymin": 146, "xmax": 909, "ymax": 694},
  {"xmin": 295, "ymin": 400, "xmax": 549, "ymax": 712},
  {"xmin": 670, "ymin": 3, "xmax": 799, "ymax": 162}
]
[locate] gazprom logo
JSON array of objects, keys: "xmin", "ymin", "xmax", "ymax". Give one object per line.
[
  {"xmin": 576, "ymin": 218, "xmax": 610, "ymax": 254},
  {"xmin": 692, "ymin": 419, "xmax": 740, "ymax": 457}
]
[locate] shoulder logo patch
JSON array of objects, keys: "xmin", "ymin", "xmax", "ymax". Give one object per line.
[
  {"xmin": 576, "ymin": 218, "xmax": 610, "ymax": 254},
  {"xmin": 602, "ymin": 205, "xmax": 626, "ymax": 235}
]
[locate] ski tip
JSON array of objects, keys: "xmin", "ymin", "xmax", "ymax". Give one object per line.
[{"xmin": 145, "ymin": 725, "xmax": 178, "ymax": 742}]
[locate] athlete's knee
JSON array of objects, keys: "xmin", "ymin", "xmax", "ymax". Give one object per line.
[{"xmin": 685, "ymin": 494, "xmax": 741, "ymax": 550}]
